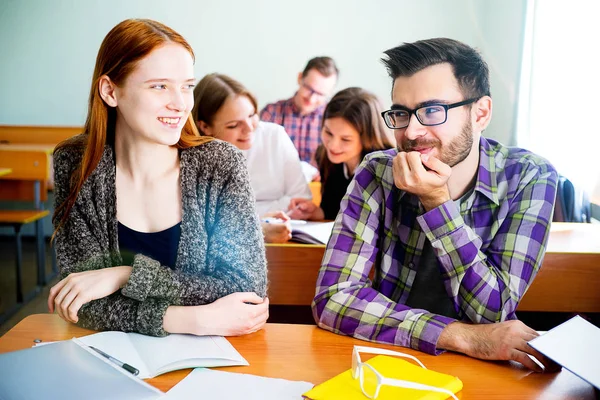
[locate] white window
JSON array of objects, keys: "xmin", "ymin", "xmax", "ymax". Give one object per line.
[{"xmin": 517, "ymin": 0, "xmax": 600, "ymax": 202}]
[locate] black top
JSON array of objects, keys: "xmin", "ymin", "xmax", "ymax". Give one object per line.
[
  {"xmin": 404, "ymin": 190, "xmax": 473, "ymax": 319},
  {"xmin": 405, "ymin": 240, "xmax": 460, "ymax": 319},
  {"xmin": 118, "ymin": 221, "xmax": 181, "ymax": 270},
  {"xmin": 320, "ymin": 162, "xmax": 353, "ymax": 220}
]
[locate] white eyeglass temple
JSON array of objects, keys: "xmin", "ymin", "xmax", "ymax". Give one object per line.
[
  {"xmin": 381, "ymin": 377, "xmax": 459, "ymax": 400},
  {"xmin": 353, "ymin": 345, "xmax": 426, "ymax": 369}
]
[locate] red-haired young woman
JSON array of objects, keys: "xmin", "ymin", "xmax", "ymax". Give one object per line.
[{"xmin": 48, "ymin": 19, "xmax": 268, "ymax": 337}]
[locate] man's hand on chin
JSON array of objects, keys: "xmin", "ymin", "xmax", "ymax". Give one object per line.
[{"xmin": 392, "ymin": 151, "xmax": 452, "ymax": 210}]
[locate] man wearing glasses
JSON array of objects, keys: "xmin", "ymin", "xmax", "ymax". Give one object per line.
[
  {"xmin": 260, "ymin": 56, "xmax": 338, "ymax": 166},
  {"xmin": 313, "ymin": 38, "xmax": 560, "ymax": 372}
]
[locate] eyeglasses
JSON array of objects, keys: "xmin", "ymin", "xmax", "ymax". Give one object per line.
[
  {"xmin": 300, "ymin": 80, "xmax": 328, "ymax": 99},
  {"xmin": 351, "ymin": 346, "xmax": 459, "ymax": 399},
  {"xmin": 381, "ymin": 97, "xmax": 479, "ymax": 129}
]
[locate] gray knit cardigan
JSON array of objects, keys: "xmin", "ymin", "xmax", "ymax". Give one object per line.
[{"xmin": 53, "ymin": 135, "xmax": 267, "ymax": 336}]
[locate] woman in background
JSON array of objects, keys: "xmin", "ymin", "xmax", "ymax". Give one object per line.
[
  {"xmin": 289, "ymin": 87, "xmax": 395, "ymax": 220},
  {"xmin": 48, "ymin": 19, "xmax": 268, "ymax": 337},
  {"xmin": 193, "ymin": 73, "xmax": 312, "ymax": 243}
]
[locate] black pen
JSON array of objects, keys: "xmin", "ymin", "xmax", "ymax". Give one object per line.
[{"xmin": 89, "ymin": 346, "xmax": 140, "ymax": 376}]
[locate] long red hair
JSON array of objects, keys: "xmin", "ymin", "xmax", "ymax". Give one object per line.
[{"xmin": 53, "ymin": 19, "xmax": 211, "ymax": 236}]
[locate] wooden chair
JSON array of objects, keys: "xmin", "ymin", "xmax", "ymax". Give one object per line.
[
  {"xmin": 309, "ymin": 182, "xmax": 321, "ymax": 207},
  {"xmin": 0, "ymin": 149, "xmax": 52, "ymax": 324}
]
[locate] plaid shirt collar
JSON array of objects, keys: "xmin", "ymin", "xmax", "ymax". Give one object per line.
[{"xmin": 283, "ymin": 93, "xmax": 326, "ymax": 117}]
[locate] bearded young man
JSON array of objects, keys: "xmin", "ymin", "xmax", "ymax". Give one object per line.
[{"xmin": 312, "ymin": 38, "xmax": 560, "ymax": 372}]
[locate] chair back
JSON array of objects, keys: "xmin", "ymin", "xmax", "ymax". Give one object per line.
[
  {"xmin": 553, "ymin": 175, "xmax": 591, "ymax": 223},
  {"xmin": 0, "ymin": 150, "xmax": 50, "ymax": 204}
]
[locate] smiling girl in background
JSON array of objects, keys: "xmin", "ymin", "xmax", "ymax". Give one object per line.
[
  {"xmin": 193, "ymin": 73, "xmax": 312, "ymax": 243},
  {"xmin": 49, "ymin": 19, "xmax": 268, "ymax": 337},
  {"xmin": 289, "ymin": 87, "xmax": 395, "ymax": 221}
]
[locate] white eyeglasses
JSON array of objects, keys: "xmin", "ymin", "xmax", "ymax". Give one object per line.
[{"xmin": 351, "ymin": 346, "xmax": 459, "ymax": 399}]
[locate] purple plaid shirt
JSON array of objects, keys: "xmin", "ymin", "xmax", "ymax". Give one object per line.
[
  {"xmin": 260, "ymin": 96, "xmax": 324, "ymax": 164},
  {"xmin": 312, "ymin": 136, "xmax": 558, "ymax": 355}
]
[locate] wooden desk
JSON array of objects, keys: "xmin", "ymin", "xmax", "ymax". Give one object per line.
[
  {"xmin": 519, "ymin": 223, "xmax": 600, "ymax": 312},
  {"xmin": 0, "ymin": 143, "xmax": 54, "ymax": 199},
  {"xmin": 0, "ymin": 143, "xmax": 55, "ymax": 154},
  {"xmin": 0, "ymin": 314, "xmax": 595, "ymax": 399},
  {"xmin": 266, "ymin": 223, "xmax": 600, "ymax": 312},
  {"xmin": 0, "ymin": 125, "xmax": 80, "ymax": 145}
]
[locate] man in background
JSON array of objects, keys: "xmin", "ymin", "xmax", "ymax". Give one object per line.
[{"xmin": 260, "ymin": 56, "xmax": 338, "ymax": 167}]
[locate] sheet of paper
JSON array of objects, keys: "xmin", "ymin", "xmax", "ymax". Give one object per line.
[
  {"xmin": 292, "ymin": 221, "xmax": 335, "ymax": 244},
  {"xmin": 164, "ymin": 368, "xmax": 314, "ymax": 400},
  {"xmin": 528, "ymin": 315, "xmax": 600, "ymax": 389}
]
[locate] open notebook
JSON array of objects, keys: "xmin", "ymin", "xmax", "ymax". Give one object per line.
[
  {"xmin": 292, "ymin": 221, "xmax": 335, "ymax": 245},
  {"xmin": 76, "ymin": 331, "xmax": 248, "ymax": 379}
]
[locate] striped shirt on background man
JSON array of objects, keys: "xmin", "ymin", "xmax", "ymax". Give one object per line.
[{"xmin": 260, "ymin": 97, "xmax": 324, "ymax": 165}]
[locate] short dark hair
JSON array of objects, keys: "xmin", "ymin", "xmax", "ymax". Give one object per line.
[
  {"xmin": 381, "ymin": 38, "xmax": 490, "ymax": 99},
  {"xmin": 302, "ymin": 56, "xmax": 339, "ymax": 78}
]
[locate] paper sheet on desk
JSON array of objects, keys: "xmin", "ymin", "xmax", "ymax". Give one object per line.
[{"xmin": 164, "ymin": 368, "xmax": 314, "ymax": 400}]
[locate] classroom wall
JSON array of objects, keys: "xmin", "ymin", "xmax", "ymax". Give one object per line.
[{"xmin": 0, "ymin": 0, "xmax": 527, "ymax": 146}]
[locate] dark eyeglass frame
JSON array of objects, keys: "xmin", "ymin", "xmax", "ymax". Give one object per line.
[
  {"xmin": 300, "ymin": 80, "xmax": 328, "ymax": 99},
  {"xmin": 381, "ymin": 97, "xmax": 480, "ymax": 129}
]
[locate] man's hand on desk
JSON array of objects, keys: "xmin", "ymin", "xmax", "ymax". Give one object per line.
[
  {"xmin": 438, "ymin": 320, "xmax": 561, "ymax": 373},
  {"xmin": 48, "ymin": 266, "xmax": 132, "ymax": 323}
]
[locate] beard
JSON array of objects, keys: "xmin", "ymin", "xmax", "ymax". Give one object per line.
[{"xmin": 398, "ymin": 118, "xmax": 473, "ymax": 167}]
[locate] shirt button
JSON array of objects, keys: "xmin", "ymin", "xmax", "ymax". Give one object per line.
[{"xmin": 408, "ymin": 262, "xmax": 414, "ymax": 268}]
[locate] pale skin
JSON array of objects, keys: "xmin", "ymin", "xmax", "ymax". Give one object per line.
[
  {"xmin": 288, "ymin": 117, "xmax": 363, "ymax": 220},
  {"xmin": 294, "ymin": 69, "xmax": 337, "ymax": 116},
  {"xmin": 48, "ymin": 44, "xmax": 268, "ymax": 336},
  {"xmin": 389, "ymin": 63, "xmax": 559, "ymax": 372},
  {"xmin": 198, "ymin": 94, "xmax": 292, "ymax": 243}
]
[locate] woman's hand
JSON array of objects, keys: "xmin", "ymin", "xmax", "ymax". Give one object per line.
[
  {"xmin": 261, "ymin": 210, "xmax": 290, "ymax": 221},
  {"xmin": 288, "ymin": 198, "xmax": 321, "ymax": 220},
  {"xmin": 165, "ymin": 292, "xmax": 269, "ymax": 336},
  {"xmin": 262, "ymin": 222, "xmax": 292, "ymax": 243},
  {"xmin": 48, "ymin": 266, "xmax": 132, "ymax": 323},
  {"xmin": 261, "ymin": 211, "xmax": 292, "ymax": 243}
]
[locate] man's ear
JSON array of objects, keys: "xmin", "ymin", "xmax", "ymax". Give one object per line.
[
  {"xmin": 297, "ymin": 72, "xmax": 303, "ymax": 86},
  {"xmin": 472, "ymin": 96, "xmax": 492, "ymax": 131},
  {"xmin": 98, "ymin": 75, "xmax": 118, "ymax": 107}
]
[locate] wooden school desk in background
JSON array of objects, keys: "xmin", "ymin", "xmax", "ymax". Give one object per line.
[
  {"xmin": 266, "ymin": 222, "xmax": 600, "ymax": 312},
  {"xmin": 0, "ymin": 143, "xmax": 56, "ymax": 324},
  {"xmin": 0, "ymin": 314, "xmax": 595, "ymax": 399}
]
